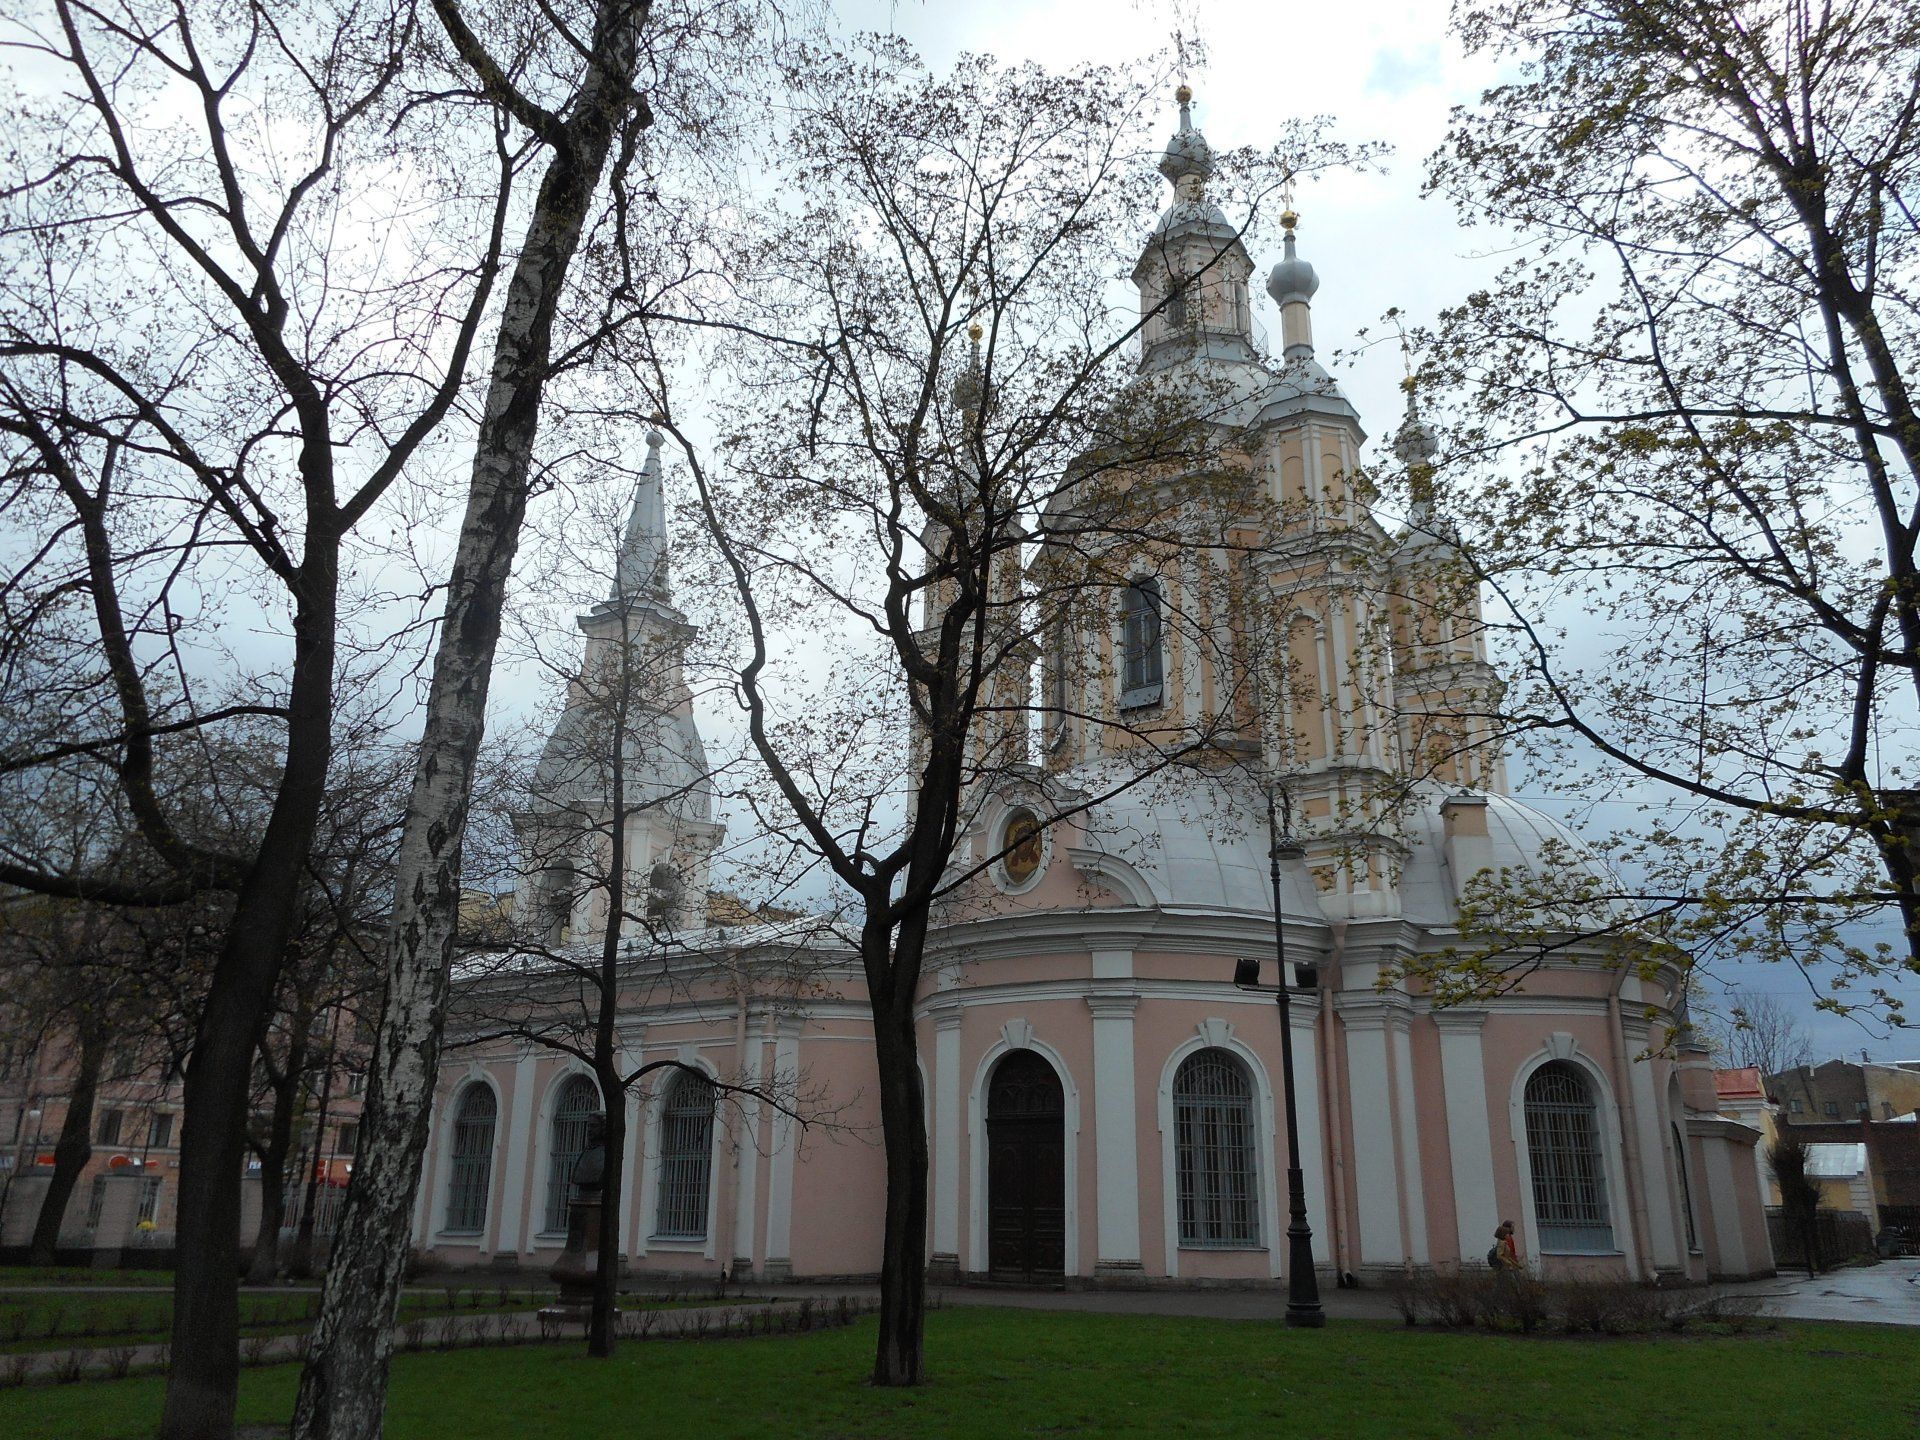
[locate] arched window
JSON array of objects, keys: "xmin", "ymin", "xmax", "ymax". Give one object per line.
[
  {"xmin": 645, "ymin": 859, "xmax": 681, "ymax": 922},
  {"xmin": 655, "ymin": 1070, "xmax": 717, "ymax": 1240},
  {"xmin": 1173, "ymin": 1049, "xmax": 1260, "ymax": 1247},
  {"xmin": 1164, "ymin": 273, "xmax": 1191, "ymax": 331},
  {"xmin": 542, "ymin": 1075, "xmax": 600, "ymax": 1233},
  {"xmin": 1523, "ymin": 1062, "xmax": 1613, "ymax": 1252},
  {"xmin": 1672, "ymin": 1122, "xmax": 1699, "ymax": 1252},
  {"xmin": 444, "ymin": 1085, "xmax": 497, "ymax": 1234},
  {"xmin": 1120, "ymin": 578, "xmax": 1164, "ymax": 709}
]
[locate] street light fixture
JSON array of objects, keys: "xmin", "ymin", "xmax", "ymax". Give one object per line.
[{"xmin": 1233, "ymin": 783, "xmax": 1325, "ymax": 1328}]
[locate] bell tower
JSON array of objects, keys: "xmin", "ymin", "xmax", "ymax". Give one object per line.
[{"xmin": 1132, "ymin": 86, "xmax": 1260, "ymax": 373}]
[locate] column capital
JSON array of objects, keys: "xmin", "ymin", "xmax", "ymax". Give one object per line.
[
  {"xmin": 1430, "ymin": 1007, "xmax": 1490, "ymax": 1034},
  {"xmin": 929, "ymin": 1002, "xmax": 963, "ymax": 1032},
  {"xmin": 1335, "ymin": 992, "xmax": 1414, "ymax": 1028},
  {"xmin": 1086, "ymin": 991, "xmax": 1141, "ymax": 1020}
]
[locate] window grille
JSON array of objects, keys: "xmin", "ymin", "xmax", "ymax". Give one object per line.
[
  {"xmin": 654, "ymin": 1071, "xmax": 716, "ymax": 1240},
  {"xmin": 86, "ymin": 1176, "xmax": 108, "ymax": 1230},
  {"xmin": 445, "ymin": 1084, "xmax": 496, "ymax": 1233},
  {"xmin": 542, "ymin": 1075, "xmax": 600, "ymax": 1233},
  {"xmin": 1523, "ymin": 1062, "xmax": 1613, "ymax": 1252},
  {"xmin": 136, "ymin": 1177, "xmax": 162, "ymax": 1225},
  {"xmin": 1174, "ymin": 1049, "xmax": 1260, "ymax": 1247},
  {"xmin": 1121, "ymin": 578, "xmax": 1163, "ymax": 707},
  {"xmin": 1672, "ymin": 1122, "xmax": 1698, "ymax": 1252}
]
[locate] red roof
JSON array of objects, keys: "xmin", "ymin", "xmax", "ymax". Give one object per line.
[{"xmin": 1715, "ymin": 1067, "xmax": 1765, "ymax": 1100}]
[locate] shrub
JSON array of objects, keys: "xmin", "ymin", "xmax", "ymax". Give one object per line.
[
  {"xmin": 2, "ymin": 1352, "xmax": 33, "ymax": 1388},
  {"xmin": 1475, "ymin": 1274, "xmax": 1550, "ymax": 1334},
  {"xmin": 102, "ymin": 1345, "xmax": 137, "ymax": 1380},
  {"xmin": 50, "ymin": 1350, "xmax": 86, "ymax": 1384},
  {"xmin": 241, "ymin": 1335, "xmax": 273, "ymax": 1367}
]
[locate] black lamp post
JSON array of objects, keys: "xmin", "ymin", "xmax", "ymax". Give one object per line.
[{"xmin": 1233, "ymin": 782, "xmax": 1325, "ymax": 1327}]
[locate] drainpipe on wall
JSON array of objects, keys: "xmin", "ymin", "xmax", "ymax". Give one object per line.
[{"xmin": 1606, "ymin": 967, "xmax": 1657, "ymax": 1280}]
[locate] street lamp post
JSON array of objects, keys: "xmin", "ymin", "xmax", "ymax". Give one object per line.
[{"xmin": 1233, "ymin": 782, "xmax": 1325, "ymax": 1328}]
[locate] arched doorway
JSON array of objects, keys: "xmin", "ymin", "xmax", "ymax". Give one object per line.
[{"xmin": 986, "ymin": 1050, "xmax": 1065, "ymax": 1280}]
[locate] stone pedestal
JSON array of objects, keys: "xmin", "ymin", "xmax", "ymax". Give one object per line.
[
  {"xmin": 540, "ymin": 1192, "xmax": 608, "ymax": 1329},
  {"xmin": 539, "ymin": 1112, "xmax": 614, "ymax": 1332}
]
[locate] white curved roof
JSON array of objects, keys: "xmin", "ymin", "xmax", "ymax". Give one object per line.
[
  {"xmin": 1056, "ymin": 768, "xmax": 1620, "ymax": 930},
  {"xmin": 532, "ymin": 702, "xmax": 712, "ymax": 823},
  {"xmin": 1397, "ymin": 784, "xmax": 1624, "ymax": 926},
  {"xmin": 1059, "ymin": 763, "xmax": 1322, "ymax": 917}
]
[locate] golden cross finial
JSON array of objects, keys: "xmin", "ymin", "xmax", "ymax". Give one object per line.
[{"xmin": 1387, "ymin": 306, "xmax": 1416, "ymax": 392}]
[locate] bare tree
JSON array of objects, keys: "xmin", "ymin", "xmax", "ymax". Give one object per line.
[
  {"xmin": 1712, "ymin": 988, "xmax": 1817, "ymax": 1076},
  {"xmin": 654, "ymin": 43, "xmax": 1356, "ymax": 1383},
  {"xmin": 293, "ymin": 1, "xmax": 776, "ymax": 1431},
  {"xmin": 1409, "ymin": 0, "xmax": 1920, "ymax": 1018},
  {"xmin": 0, "ymin": 4, "xmax": 512, "ymax": 1432}
]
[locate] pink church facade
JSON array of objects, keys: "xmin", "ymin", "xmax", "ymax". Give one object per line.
[{"xmin": 408, "ymin": 94, "xmax": 1773, "ymax": 1290}]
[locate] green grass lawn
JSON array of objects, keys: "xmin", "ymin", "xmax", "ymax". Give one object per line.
[{"xmin": 2, "ymin": 1308, "xmax": 1916, "ymax": 1439}]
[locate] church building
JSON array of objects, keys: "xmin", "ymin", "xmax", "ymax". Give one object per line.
[{"xmin": 409, "ymin": 94, "xmax": 1775, "ymax": 1289}]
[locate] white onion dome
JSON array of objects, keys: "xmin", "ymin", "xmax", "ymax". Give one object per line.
[
  {"xmin": 1392, "ymin": 406, "xmax": 1439, "ymax": 467},
  {"xmin": 1157, "ymin": 85, "xmax": 1214, "ymax": 187},
  {"xmin": 1266, "ymin": 221, "xmax": 1319, "ymax": 307}
]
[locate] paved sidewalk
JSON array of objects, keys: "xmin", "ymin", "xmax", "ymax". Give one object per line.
[{"xmin": 1742, "ymin": 1256, "xmax": 1920, "ymax": 1326}]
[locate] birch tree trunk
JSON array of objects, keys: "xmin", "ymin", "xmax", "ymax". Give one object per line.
[{"xmin": 291, "ymin": 6, "xmax": 651, "ymax": 1435}]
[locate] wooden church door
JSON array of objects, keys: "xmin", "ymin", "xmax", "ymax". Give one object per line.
[{"xmin": 986, "ymin": 1050, "xmax": 1066, "ymax": 1280}]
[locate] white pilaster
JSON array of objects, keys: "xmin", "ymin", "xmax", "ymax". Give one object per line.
[
  {"xmin": 493, "ymin": 1053, "xmax": 538, "ymax": 1255},
  {"xmin": 1088, "ymin": 974, "xmax": 1142, "ymax": 1273},
  {"xmin": 1435, "ymin": 1010, "xmax": 1498, "ymax": 1265},
  {"xmin": 1389, "ymin": 1014, "xmax": 1430, "ymax": 1264},
  {"xmin": 731, "ymin": 1027, "xmax": 765, "ymax": 1274},
  {"xmin": 412, "ymin": 1089, "xmax": 441, "ymax": 1248},
  {"xmin": 1340, "ymin": 1000, "xmax": 1404, "ymax": 1264},
  {"xmin": 931, "ymin": 1005, "xmax": 962, "ymax": 1263},
  {"xmin": 762, "ymin": 1016, "xmax": 803, "ymax": 1277},
  {"xmin": 1287, "ymin": 1004, "xmax": 1331, "ymax": 1263},
  {"xmin": 1624, "ymin": 1034, "xmax": 1681, "ymax": 1270}
]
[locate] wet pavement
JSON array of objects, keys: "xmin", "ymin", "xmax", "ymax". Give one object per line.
[{"xmin": 1749, "ymin": 1255, "xmax": 1920, "ymax": 1326}]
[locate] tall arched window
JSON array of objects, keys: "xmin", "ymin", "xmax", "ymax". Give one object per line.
[
  {"xmin": 1672, "ymin": 1122, "xmax": 1699, "ymax": 1252},
  {"xmin": 1120, "ymin": 578, "xmax": 1164, "ymax": 708},
  {"xmin": 444, "ymin": 1084, "xmax": 497, "ymax": 1234},
  {"xmin": 542, "ymin": 1075, "xmax": 600, "ymax": 1233},
  {"xmin": 655, "ymin": 1070, "xmax": 717, "ymax": 1239},
  {"xmin": 1173, "ymin": 1049, "xmax": 1260, "ymax": 1247},
  {"xmin": 1523, "ymin": 1062, "xmax": 1613, "ymax": 1252}
]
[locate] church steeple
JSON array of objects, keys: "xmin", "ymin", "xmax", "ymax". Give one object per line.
[
  {"xmin": 612, "ymin": 428, "xmax": 670, "ymax": 605},
  {"xmin": 1132, "ymin": 86, "xmax": 1258, "ymax": 373}
]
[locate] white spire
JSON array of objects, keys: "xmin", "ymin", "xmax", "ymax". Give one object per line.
[{"xmin": 613, "ymin": 428, "xmax": 669, "ymax": 603}]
